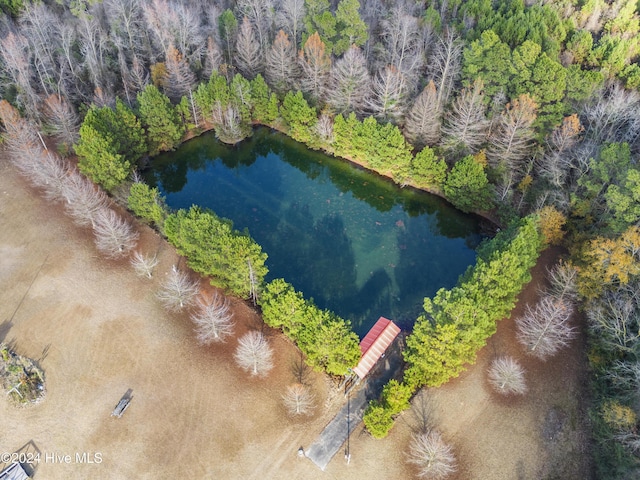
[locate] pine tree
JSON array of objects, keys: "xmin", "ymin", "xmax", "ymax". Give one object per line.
[
  {"xmin": 250, "ymin": 75, "xmax": 279, "ymax": 124},
  {"xmin": 137, "ymin": 85, "xmax": 185, "ymax": 156},
  {"xmin": 333, "ymin": 0, "xmax": 368, "ymax": 56},
  {"xmin": 444, "ymin": 154, "xmax": 492, "ymax": 213}
]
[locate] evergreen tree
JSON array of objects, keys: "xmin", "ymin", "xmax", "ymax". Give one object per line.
[
  {"xmin": 75, "ymin": 100, "xmax": 146, "ymax": 191},
  {"xmin": 250, "ymin": 74, "xmax": 279, "ymax": 124},
  {"xmin": 303, "ymin": 0, "xmax": 337, "ymax": 52},
  {"xmin": 333, "ymin": 0, "xmax": 368, "ymax": 56},
  {"xmin": 411, "ymin": 147, "xmax": 447, "ymax": 190},
  {"xmin": 76, "ymin": 125, "xmax": 130, "ymax": 191},
  {"xmin": 281, "ymin": 91, "xmax": 317, "ymax": 143},
  {"xmin": 444, "ymin": 154, "xmax": 492, "ymax": 213},
  {"xmin": 404, "ymin": 216, "xmax": 543, "ymax": 389},
  {"xmin": 164, "ymin": 206, "xmax": 268, "ymax": 299},
  {"xmin": 462, "ymin": 30, "xmax": 514, "ymax": 100},
  {"xmin": 137, "ymin": 85, "xmax": 184, "ymax": 156},
  {"xmin": 128, "ymin": 182, "xmax": 166, "ymax": 230}
]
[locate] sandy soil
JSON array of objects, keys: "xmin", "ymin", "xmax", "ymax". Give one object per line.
[{"xmin": 0, "ymin": 156, "xmax": 591, "ymax": 480}]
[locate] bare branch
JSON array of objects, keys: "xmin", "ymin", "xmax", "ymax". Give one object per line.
[
  {"xmin": 282, "ymin": 383, "xmax": 315, "ymax": 416},
  {"xmin": 488, "ymin": 356, "xmax": 527, "ymax": 395},
  {"xmin": 547, "ymin": 262, "xmax": 579, "ymax": 303},
  {"xmin": 367, "ymin": 65, "xmax": 407, "ymax": 123},
  {"xmin": 61, "ymin": 171, "xmax": 110, "ymax": 226},
  {"xmin": 130, "ymin": 250, "xmax": 159, "ymax": 279},
  {"xmin": 329, "ymin": 46, "xmax": 370, "ymax": 116},
  {"xmin": 156, "ymin": 265, "xmax": 199, "ymax": 312},
  {"xmin": 235, "ymin": 16, "xmax": 263, "ymax": 80},
  {"xmin": 405, "ymin": 81, "xmax": 441, "ymax": 148},
  {"xmin": 407, "ymin": 430, "xmax": 457, "ymax": 479},
  {"xmin": 234, "ymin": 331, "xmax": 274, "ymax": 377},
  {"xmin": 92, "ymin": 208, "xmax": 139, "ymax": 259},
  {"xmin": 315, "ymin": 112, "xmax": 334, "ymax": 143},
  {"xmin": 441, "ymin": 79, "xmax": 489, "ymax": 154},
  {"xmin": 191, "ymin": 292, "xmax": 235, "ymax": 344},
  {"xmin": 516, "ymin": 296, "xmax": 576, "ymax": 360},
  {"xmin": 266, "ymin": 30, "xmax": 298, "ymax": 94}
]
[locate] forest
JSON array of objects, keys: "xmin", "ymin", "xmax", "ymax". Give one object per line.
[{"xmin": 1, "ymin": 0, "xmax": 640, "ymax": 477}]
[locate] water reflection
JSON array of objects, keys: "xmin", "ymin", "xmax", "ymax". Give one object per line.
[{"xmin": 145, "ymin": 127, "xmax": 484, "ymax": 337}]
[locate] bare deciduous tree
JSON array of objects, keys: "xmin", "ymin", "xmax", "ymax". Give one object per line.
[
  {"xmin": 282, "ymin": 383, "xmax": 315, "ymax": 416},
  {"xmin": 429, "ymin": 30, "xmax": 463, "ymax": 109},
  {"xmin": 379, "ymin": 7, "xmax": 424, "ymax": 93},
  {"xmin": 43, "ymin": 94, "xmax": 79, "ymax": 148},
  {"xmin": 367, "ymin": 65, "xmax": 407, "ymax": 123},
  {"xmin": 587, "ymin": 282, "xmax": 640, "ymax": 354},
  {"xmin": 77, "ymin": 14, "xmax": 113, "ymax": 94},
  {"xmin": 235, "ymin": 16, "xmax": 263, "ymax": 79},
  {"xmin": 329, "ymin": 45, "xmax": 370, "ymax": 116},
  {"xmin": 441, "ymin": 79, "xmax": 489, "ymax": 154},
  {"xmin": 130, "ymin": 250, "xmax": 159, "ymax": 279},
  {"xmin": 92, "ymin": 208, "xmax": 139, "ymax": 259},
  {"xmin": 61, "ymin": 171, "xmax": 109, "ymax": 225},
  {"xmin": 536, "ymin": 115, "xmax": 583, "ymax": 190},
  {"xmin": 316, "ymin": 112, "xmax": 334, "ymax": 143},
  {"xmin": 407, "ymin": 430, "xmax": 457, "ymax": 479},
  {"xmin": 234, "ymin": 331, "xmax": 274, "ymax": 377},
  {"xmin": 20, "ymin": 2, "xmax": 61, "ymax": 97},
  {"xmin": 547, "ymin": 262, "xmax": 579, "ymax": 303},
  {"xmin": 156, "ymin": 265, "xmax": 199, "ymax": 311},
  {"xmin": 275, "ymin": 0, "xmax": 305, "ymax": 48},
  {"xmin": 580, "ymin": 82, "xmax": 640, "ymax": 150},
  {"xmin": 0, "ymin": 31, "xmax": 40, "ymax": 119},
  {"xmin": 516, "ymin": 296, "xmax": 576, "ymax": 360},
  {"xmin": 104, "ymin": 0, "xmax": 149, "ymax": 61},
  {"xmin": 203, "ymin": 36, "xmax": 223, "ymax": 80},
  {"xmin": 236, "ymin": 0, "xmax": 273, "ymax": 50},
  {"xmin": 165, "ymin": 44, "xmax": 196, "ymax": 102},
  {"xmin": 212, "ymin": 102, "xmax": 244, "ymax": 144},
  {"xmin": 488, "ymin": 94, "xmax": 538, "ymax": 173},
  {"xmin": 488, "ymin": 356, "xmax": 527, "ymax": 395},
  {"xmin": 605, "ymin": 360, "xmax": 640, "ymax": 399},
  {"xmin": 142, "ymin": 0, "xmax": 204, "ymax": 62},
  {"xmin": 266, "ymin": 30, "xmax": 298, "ymax": 95},
  {"xmin": 298, "ymin": 32, "xmax": 331, "ymax": 104},
  {"xmin": 191, "ymin": 292, "xmax": 235, "ymax": 344},
  {"xmin": 404, "ymin": 81, "xmax": 442, "ymax": 148}
]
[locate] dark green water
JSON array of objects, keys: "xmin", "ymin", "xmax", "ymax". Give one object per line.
[{"xmin": 145, "ymin": 128, "xmax": 484, "ymax": 337}]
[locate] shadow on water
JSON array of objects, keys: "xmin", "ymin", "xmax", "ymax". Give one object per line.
[{"xmin": 144, "ymin": 127, "xmax": 485, "ymax": 337}]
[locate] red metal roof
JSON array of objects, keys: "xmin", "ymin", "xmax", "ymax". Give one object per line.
[{"xmin": 352, "ymin": 317, "xmax": 401, "ymax": 379}]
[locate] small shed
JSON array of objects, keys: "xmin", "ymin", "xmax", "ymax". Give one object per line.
[
  {"xmin": 0, "ymin": 462, "xmax": 30, "ymax": 480},
  {"xmin": 352, "ymin": 317, "xmax": 401, "ymax": 380}
]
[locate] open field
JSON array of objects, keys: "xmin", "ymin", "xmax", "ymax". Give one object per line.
[{"xmin": 0, "ymin": 158, "xmax": 591, "ymax": 479}]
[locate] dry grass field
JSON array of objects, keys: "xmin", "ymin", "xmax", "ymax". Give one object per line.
[{"xmin": 0, "ymin": 157, "xmax": 591, "ymax": 479}]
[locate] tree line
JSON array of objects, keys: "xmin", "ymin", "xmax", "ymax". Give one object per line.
[{"xmin": 2, "ymin": 0, "xmax": 639, "ymax": 224}]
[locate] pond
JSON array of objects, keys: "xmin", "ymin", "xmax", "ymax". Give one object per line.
[{"xmin": 144, "ymin": 128, "xmax": 484, "ymax": 337}]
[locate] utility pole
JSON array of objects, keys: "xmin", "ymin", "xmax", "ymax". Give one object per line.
[{"xmin": 344, "ymin": 388, "xmax": 351, "ymax": 464}]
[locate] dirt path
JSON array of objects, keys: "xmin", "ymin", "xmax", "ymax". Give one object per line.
[{"xmin": 0, "ymin": 156, "xmax": 590, "ymax": 479}]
